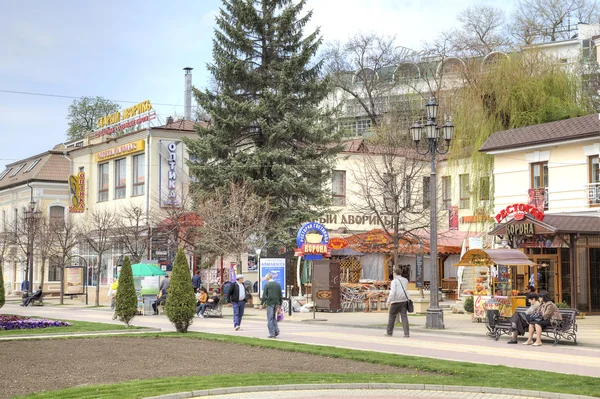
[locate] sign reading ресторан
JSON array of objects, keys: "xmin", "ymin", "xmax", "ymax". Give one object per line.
[
  {"xmin": 91, "ymin": 100, "xmax": 155, "ymax": 139},
  {"xmin": 94, "ymin": 139, "xmax": 145, "ymax": 162}
]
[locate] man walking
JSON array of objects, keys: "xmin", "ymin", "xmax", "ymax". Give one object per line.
[
  {"xmin": 261, "ymin": 273, "xmax": 282, "ymax": 338},
  {"xmin": 192, "ymin": 270, "xmax": 202, "ymax": 291},
  {"xmin": 227, "ymin": 274, "xmax": 248, "ymax": 330},
  {"xmin": 385, "ymin": 267, "xmax": 410, "ymax": 338}
]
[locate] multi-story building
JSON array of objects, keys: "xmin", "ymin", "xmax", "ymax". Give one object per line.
[{"xmin": 481, "ymin": 113, "xmax": 600, "ymax": 313}]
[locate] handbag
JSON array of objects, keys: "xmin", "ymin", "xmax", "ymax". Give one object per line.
[
  {"xmin": 276, "ymin": 306, "xmax": 284, "ymax": 322},
  {"xmin": 398, "ymin": 278, "xmax": 414, "ymax": 313}
]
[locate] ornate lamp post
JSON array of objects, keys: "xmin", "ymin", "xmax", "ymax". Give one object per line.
[
  {"xmin": 410, "ymin": 97, "xmax": 454, "ymax": 329},
  {"xmin": 24, "ymin": 200, "xmax": 41, "ymax": 293}
]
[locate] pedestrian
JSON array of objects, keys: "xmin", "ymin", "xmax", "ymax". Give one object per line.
[
  {"xmin": 192, "ymin": 270, "xmax": 202, "ymax": 291},
  {"xmin": 261, "ymin": 273, "xmax": 282, "ymax": 338},
  {"xmin": 159, "ymin": 274, "xmax": 170, "ymax": 292},
  {"xmin": 385, "ymin": 267, "xmax": 410, "ymax": 338},
  {"xmin": 106, "ymin": 278, "xmax": 119, "ymax": 320},
  {"xmin": 227, "ymin": 274, "xmax": 248, "ymax": 330}
]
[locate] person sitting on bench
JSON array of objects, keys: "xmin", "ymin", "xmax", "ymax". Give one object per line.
[
  {"xmin": 196, "ymin": 291, "xmax": 220, "ymax": 318},
  {"xmin": 21, "ymin": 286, "xmax": 43, "ymax": 307},
  {"xmin": 152, "ymin": 288, "xmax": 168, "ymax": 315}
]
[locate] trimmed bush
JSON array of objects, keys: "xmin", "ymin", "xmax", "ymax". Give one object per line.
[
  {"xmin": 166, "ymin": 248, "xmax": 196, "ymax": 332},
  {"xmin": 0, "ymin": 265, "xmax": 5, "ymax": 309},
  {"xmin": 556, "ymin": 301, "xmax": 570, "ymax": 309},
  {"xmin": 115, "ymin": 256, "xmax": 137, "ymax": 326},
  {"xmin": 463, "ymin": 296, "xmax": 474, "ymax": 313}
]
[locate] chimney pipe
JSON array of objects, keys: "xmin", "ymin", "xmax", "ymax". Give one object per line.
[{"xmin": 183, "ymin": 67, "xmax": 193, "ymax": 120}]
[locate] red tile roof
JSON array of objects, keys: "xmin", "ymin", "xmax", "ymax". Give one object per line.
[{"xmin": 480, "ymin": 114, "xmax": 599, "ymax": 152}]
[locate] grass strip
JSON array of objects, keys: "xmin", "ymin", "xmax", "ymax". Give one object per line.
[
  {"xmin": 0, "ymin": 317, "xmax": 144, "ymax": 336},
  {"xmin": 18, "ymin": 332, "xmax": 600, "ymax": 398}
]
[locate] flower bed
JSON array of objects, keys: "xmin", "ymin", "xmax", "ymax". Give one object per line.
[{"xmin": 0, "ymin": 315, "xmax": 72, "ymax": 330}]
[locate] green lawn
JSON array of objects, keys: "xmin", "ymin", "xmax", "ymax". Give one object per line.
[
  {"xmin": 18, "ymin": 333, "xmax": 600, "ymax": 398},
  {"xmin": 0, "ymin": 317, "xmax": 144, "ymax": 336}
]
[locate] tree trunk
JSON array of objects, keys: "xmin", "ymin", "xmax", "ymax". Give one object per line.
[
  {"xmin": 40, "ymin": 257, "xmax": 46, "ymax": 292},
  {"xmin": 95, "ymin": 254, "xmax": 102, "ymax": 306}
]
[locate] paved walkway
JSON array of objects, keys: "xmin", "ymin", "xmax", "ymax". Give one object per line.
[{"xmin": 3, "ymin": 302, "xmax": 600, "ymax": 378}]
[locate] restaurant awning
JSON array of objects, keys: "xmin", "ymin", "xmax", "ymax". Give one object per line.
[{"xmin": 454, "ymin": 248, "xmax": 534, "ymax": 267}]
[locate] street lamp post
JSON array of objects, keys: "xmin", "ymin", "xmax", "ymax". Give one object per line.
[
  {"xmin": 24, "ymin": 201, "xmax": 41, "ymax": 293},
  {"xmin": 410, "ymin": 97, "xmax": 454, "ymax": 329}
]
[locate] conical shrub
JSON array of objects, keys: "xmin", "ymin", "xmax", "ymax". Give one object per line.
[
  {"xmin": 0, "ymin": 265, "xmax": 5, "ymax": 309},
  {"xmin": 166, "ymin": 248, "xmax": 195, "ymax": 332},
  {"xmin": 115, "ymin": 256, "xmax": 137, "ymax": 326}
]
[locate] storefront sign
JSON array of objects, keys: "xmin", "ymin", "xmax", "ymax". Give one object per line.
[
  {"xmin": 494, "ymin": 203, "xmax": 544, "ymax": 223},
  {"xmin": 68, "ymin": 172, "xmax": 85, "ymax": 213},
  {"xmin": 160, "ymin": 141, "xmax": 180, "ymax": 207},
  {"xmin": 319, "ymin": 213, "xmax": 397, "ymax": 226},
  {"xmin": 328, "ymin": 237, "xmax": 348, "ymax": 250},
  {"xmin": 506, "ymin": 223, "xmax": 535, "ymax": 236},
  {"xmin": 296, "ymin": 222, "xmax": 330, "ymax": 260},
  {"xmin": 92, "ymin": 100, "xmax": 155, "ymax": 139},
  {"xmin": 94, "ymin": 139, "xmax": 145, "ymax": 162}
]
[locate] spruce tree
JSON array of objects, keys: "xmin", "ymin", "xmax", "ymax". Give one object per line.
[
  {"xmin": 115, "ymin": 256, "xmax": 137, "ymax": 326},
  {"xmin": 186, "ymin": 0, "xmax": 341, "ymax": 239},
  {"xmin": 0, "ymin": 265, "xmax": 5, "ymax": 309},
  {"xmin": 166, "ymin": 248, "xmax": 196, "ymax": 333}
]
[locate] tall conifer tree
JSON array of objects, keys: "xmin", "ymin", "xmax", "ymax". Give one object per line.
[{"xmin": 187, "ymin": 0, "xmax": 341, "ymax": 239}]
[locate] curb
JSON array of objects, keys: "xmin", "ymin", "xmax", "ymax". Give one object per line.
[
  {"xmin": 0, "ymin": 328, "xmax": 162, "ymax": 341},
  {"xmin": 143, "ymin": 383, "xmax": 596, "ymax": 399}
]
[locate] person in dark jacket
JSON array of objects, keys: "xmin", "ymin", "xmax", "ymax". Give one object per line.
[
  {"xmin": 227, "ymin": 274, "xmax": 248, "ymax": 330},
  {"xmin": 192, "ymin": 271, "xmax": 202, "ymax": 291},
  {"xmin": 21, "ymin": 286, "xmax": 42, "ymax": 307},
  {"xmin": 261, "ymin": 273, "xmax": 283, "ymax": 338}
]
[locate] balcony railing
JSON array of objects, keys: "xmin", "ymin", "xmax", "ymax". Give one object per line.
[{"xmin": 585, "ymin": 182, "xmax": 600, "ymax": 206}]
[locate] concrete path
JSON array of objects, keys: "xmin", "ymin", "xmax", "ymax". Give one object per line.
[{"xmin": 3, "ymin": 302, "xmax": 599, "ymax": 378}]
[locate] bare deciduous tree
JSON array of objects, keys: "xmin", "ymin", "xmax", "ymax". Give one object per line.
[
  {"xmin": 455, "ymin": 5, "xmax": 511, "ymax": 55},
  {"xmin": 84, "ymin": 210, "xmax": 117, "ymax": 306},
  {"xmin": 115, "ymin": 204, "xmax": 151, "ymax": 264},
  {"xmin": 51, "ymin": 215, "xmax": 80, "ymax": 305},
  {"xmin": 193, "ymin": 181, "xmax": 269, "ymax": 274}
]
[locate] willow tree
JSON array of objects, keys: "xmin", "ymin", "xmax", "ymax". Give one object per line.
[{"xmin": 449, "ymin": 51, "xmax": 592, "ymax": 216}]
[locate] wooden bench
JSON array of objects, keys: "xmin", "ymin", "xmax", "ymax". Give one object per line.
[{"xmin": 490, "ymin": 307, "xmax": 579, "ymax": 345}]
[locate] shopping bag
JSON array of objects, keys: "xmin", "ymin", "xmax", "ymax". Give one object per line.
[{"xmin": 277, "ymin": 306, "xmax": 284, "ymax": 322}]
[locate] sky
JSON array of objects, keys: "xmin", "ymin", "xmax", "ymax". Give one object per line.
[{"xmin": 0, "ymin": 0, "xmax": 516, "ymax": 165}]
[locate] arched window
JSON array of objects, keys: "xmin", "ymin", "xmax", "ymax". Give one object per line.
[
  {"xmin": 481, "ymin": 51, "xmax": 509, "ymax": 71},
  {"xmin": 436, "ymin": 57, "xmax": 466, "ymax": 78},
  {"xmin": 394, "ymin": 63, "xmax": 420, "ymax": 82}
]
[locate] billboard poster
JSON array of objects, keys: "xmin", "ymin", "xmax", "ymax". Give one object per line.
[
  {"xmin": 415, "ymin": 255, "xmax": 424, "ymax": 288},
  {"xmin": 448, "ymin": 206, "xmax": 458, "ymax": 231},
  {"xmin": 65, "ymin": 267, "xmax": 84, "ymax": 294},
  {"xmin": 259, "ymin": 258, "xmax": 286, "ymax": 298},
  {"xmin": 527, "ymin": 188, "xmax": 545, "ymax": 212}
]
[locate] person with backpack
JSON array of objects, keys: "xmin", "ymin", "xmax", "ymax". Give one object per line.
[{"xmin": 385, "ymin": 267, "xmax": 410, "ymax": 338}]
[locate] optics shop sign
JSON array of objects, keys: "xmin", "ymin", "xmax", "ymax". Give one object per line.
[
  {"xmin": 159, "ymin": 141, "xmax": 181, "ymax": 207},
  {"xmin": 295, "ymin": 222, "xmax": 330, "ymax": 260},
  {"xmin": 91, "ymin": 100, "xmax": 156, "ymax": 139},
  {"xmin": 94, "ymin": 140, "xmax": 145, "ymax": 162},
  {"xmin": 68, "ymin": 172, "xmax": 85, "ymax": 213},
  {"xmin": 494, "ymin": 203, "xmax": 545, "ymax": 223}
]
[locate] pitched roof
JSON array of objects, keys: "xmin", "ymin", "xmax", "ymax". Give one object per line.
[
  {"xmin": 480, "ymin": 113, "xmax": 599, "ymax": 152},
  {"xmin": 0, "ymin": 152, "xmax": 70, "ymax": 190},
  {"xmin": 153, "ymin": 119, "xmax": 198, "ymax": 132}
]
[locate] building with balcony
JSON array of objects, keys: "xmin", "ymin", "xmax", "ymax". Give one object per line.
[{"xmin": 481, "ymin": 113, "xmax": 600, "ymax": 313}]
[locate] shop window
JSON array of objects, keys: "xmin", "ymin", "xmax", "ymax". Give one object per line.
[
  {"xmin": 332, "ymin": 170, "xmax": 346, "ymax": 206},
  {"xmin": 442, "ymin": 176, "xmax": 451, "ymax": 210},
  {"xmin": 479, "ymin": 176, "xmax": 490, "ymax": 201},
  {"xmin": 589, "ymin": 156, "xmax": 600, "ymax": 206},
  {"xmin": 132, "ymin": 154, "xmax": 145, "ymax": 196},
  {"xmin": 459, "ymin": 174, "xmax": 470, "ymax": 209},
  {"xmin": 423, "ymin": 176, "xmax": 430, "ymax": 208},
  {"xmin": 114, "ymin": 158, "xmax": 126, "ymax": 199},
  {"xmin": 98, "ymin": 163, "xmax": 109, "ymax": 202}
]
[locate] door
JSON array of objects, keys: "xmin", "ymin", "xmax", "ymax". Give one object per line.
[{"xmin": 532, "ymin": 255, "xmax": 560, "ymax": 303}]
